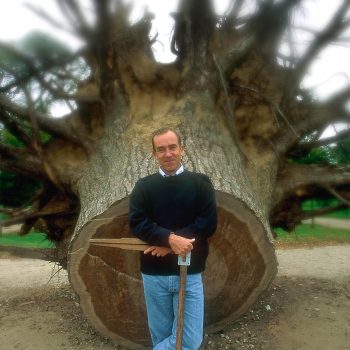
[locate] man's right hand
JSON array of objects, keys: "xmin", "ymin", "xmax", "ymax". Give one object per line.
[{"xmin": 168, "ymin": 233, "xmax": 195, "ymax": 256}]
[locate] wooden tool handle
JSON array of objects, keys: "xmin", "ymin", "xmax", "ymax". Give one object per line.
[
  {"xmin": 176, "ymin": 264, "xmax": 188, "ymax": 350},
  {"xmin": 89, "ymin": 238, "xmax": 148, "ymax": 245},
  {"xmin": 89, "ymin": 238, "xmax": 150, "ymax": 251}
]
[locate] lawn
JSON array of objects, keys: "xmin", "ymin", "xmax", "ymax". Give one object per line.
[
  {"xmin": 0, "ymin": 230, "xmax": 54, "ymax": 249},
  {"xmin": 302, "ymin": 200, "xmax": 350, "ymax": 219},
  {"xmin": 324, "ymin": 209, "xmax": 350, "ymax": 219},
  {"xmin": 275, "ymin": 224, "xmax": 350, "ymax": 247}
]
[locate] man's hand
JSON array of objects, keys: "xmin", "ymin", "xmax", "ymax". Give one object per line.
[
  {"xmin": 168, "ymin": 233, "xmax": 195, "ymax": 256},
  {"xmin": 144, "ymin": 246, "xmax": 173, "ymax": 257}
]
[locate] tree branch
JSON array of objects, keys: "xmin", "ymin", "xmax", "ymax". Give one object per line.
[
  {"xmin": 325, "ymin": 187, "xmax": 350, "ymax": 207},
  {"xmin": 0, "ymin": 95, "xmax": 90, "ymax": 148},
  {"xmin": 0, "ymin": 187, "xmax": 63, "ymax": 235},
  {"xmin": 23, "ymin": 86, "xmax": 41, "ymax": 149},
  {"xmin": 272, "ymin": 162, "xmax": 350, "ymax": 229},
  {"xmin": 0, "ymin": 207, "xmax": 77, "ymax": 227},
  {"xmin": 55, "ymin": 0, "xmax": 93, "ymax": 41},
  {"xmin": 0, "ymin": 207, "xmax": 18, "ymax": 215},
  {"xmin": 92, "ymin": 0, "xmax": 129, "ymax": 100},
  {"xmin": 234, "ymin": 82, "xmax": 300, "ymax": 137},
  {"xmin": 35, "ymin": 74, "xmax": 100, "ymax": 103},
  {"xmin": 0, "ymin": 111, "xmax": 32, "ymax": 147},
  {"xmin": 0, "ymin": 143, "xmax": 45, "ymax": 179},
  {"xmin": 0, "ymin": 41, "xmax": 87, "ymax": 93},
  {"xmin": 0, "ymin": 50, "xmax": 98, "ymax": 105},
  {"xmin": 218, "ymin": 0, "xmax": 302, "ymax": 78},
  {"xmin": 222, "ymin": 0, "xmax": 245, "ymax": 29},
  {"xmin": 21, "ymin": 87, "xmax": 66, "ymax": 189},
  {"xmin": 24, "ymin": 2, "xmax": 77, "ymax": 37},
  {"xmin": 274, "ymin": 85, "xmax": 350, "ymax": 155},
  {"xmin": 289, "ymin": 127, "xmax": 350, "ymax": 157},
  {"xmin": 253, "ymin": 0, "xmax": 302, "ymax": 54},
  {"xmin": 283, "ymin": 1, "xmax": 350, "ymax": 101},
  {"xmin": 275, "ymin": 163, "xmax": 350, "ymax": 203},
  {"xmin": 172, "ymin": 0, "xmax": 216, "ymax": 65}
]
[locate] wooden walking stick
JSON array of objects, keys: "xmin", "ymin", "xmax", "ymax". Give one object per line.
[{"xmin": 176, "ymin": 252, "xmax": 191, "ymax": 350}]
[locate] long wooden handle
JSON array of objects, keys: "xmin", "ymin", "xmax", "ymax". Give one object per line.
[
  {"xmin": 89, "ymin": 238, "xmax": 150, "ymax": 251},
  {"xmin": 176, "ymin": 264, "xmax": 187, "ymax": 350}
]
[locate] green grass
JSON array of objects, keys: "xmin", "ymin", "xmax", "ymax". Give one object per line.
[
  {"xmin": 275, "ymin": 224, "xmax": 350, "ymax": 246},
  {"xmin": 0, "ymin": 230, "xmax": 54, "ymax": 249},
  {"xmin": 323, "ymin": 208, "xmax": 350, "ymax": 219},
  {"xmin": 302, "ymin": 200, "xmax": 350, "ymax": 219}
]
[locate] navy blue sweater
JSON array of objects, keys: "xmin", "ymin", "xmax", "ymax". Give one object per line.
[{"xmin": 129, "ymin": 170, "xmax": 217, "ymax": 275}]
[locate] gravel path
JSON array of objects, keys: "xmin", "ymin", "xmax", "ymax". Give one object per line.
[{"xmin": 277, "ymin": 244, "xmax": 350, "ymax": 281}]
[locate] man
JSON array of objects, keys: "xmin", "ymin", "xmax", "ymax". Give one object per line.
[{"xmin": 129, "ymin": 127, "xmax": 217, "ymax": 350}]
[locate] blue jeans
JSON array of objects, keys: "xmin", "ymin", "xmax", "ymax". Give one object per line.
[{"xmin": 141, "ymin": 273, "xmax": 204, "ymax": 350}]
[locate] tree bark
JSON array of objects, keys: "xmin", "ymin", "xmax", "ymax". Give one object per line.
[{"xmin": 69, "ymin": 91, "xmax": 277, "ymax": 349}]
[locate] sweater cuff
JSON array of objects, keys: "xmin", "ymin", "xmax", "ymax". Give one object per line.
[
  {"xmin": 175, "ymin": 227, "xmax": 195, "ymax": 239},
  {"xmin": 157, "ymin": 228, "xmax": 172, "ymax": 247}
]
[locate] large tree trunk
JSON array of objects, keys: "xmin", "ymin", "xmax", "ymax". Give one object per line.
[{"xmin": 69, "ymin": 91, "xmax": 278, "ymax": 349}]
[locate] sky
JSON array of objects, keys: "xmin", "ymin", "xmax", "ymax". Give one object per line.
[{"xmin": 0, "ymin": 0, "xmax": 349, "ymax": 135}]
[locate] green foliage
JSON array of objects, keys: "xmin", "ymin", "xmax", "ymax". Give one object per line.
[
  {"xmin": 332, "ymin": 136, "xmax": 350, "ymax": 164},
  {"xmin": 0, "ymin": 211, "xmax": 9, "ymax": 220},
  {"xmin": 0, "ymin": 48, "xmax": 27, "ymax": 79},
  {"xmin": 19, "ymin": 31, "xmax": 72, "ymax": 63},
  {"xmin": 0, "ymin": 128, "xmax": 25, "ymax": 147},
  {"xmin": 0, "ymin": 31, "xmax": 72, "ymax": 89},
  {"xmin": 0, "ymin": 30, "xmax": 89, "ymax": 119},
  {"xmin": 293, "ymin": 135, "xmax": 350, "ymax": 165},
  {"xmin": 296, "ymin": 146, "xmax": 332, "ymax": 164},
  {"xmin": 0, "ymin": 120, "xmax": 52, "ymax": 147},
  {"xmin": 16, "ymin": 30, "xmax": 89, "ymax": 97}
]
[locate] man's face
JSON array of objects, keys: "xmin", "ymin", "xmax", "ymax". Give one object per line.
[{"xmin": 153, "ymin": 131, "xmax": 184, "ymax": 175}]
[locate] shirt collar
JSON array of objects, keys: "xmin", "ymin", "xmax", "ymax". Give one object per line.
[{"xmin": 159, "ymin": 164, "xmax": 184, "ymax": 177}]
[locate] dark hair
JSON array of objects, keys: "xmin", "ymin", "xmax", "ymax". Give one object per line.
[{"xmin": 151, "ymin": 127, "xmax": 182, "ymax": 151}]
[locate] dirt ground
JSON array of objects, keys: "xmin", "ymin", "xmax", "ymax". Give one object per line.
[{"xmin": 0, "ymin": 245, "xmax": 350, "ymax": 350}]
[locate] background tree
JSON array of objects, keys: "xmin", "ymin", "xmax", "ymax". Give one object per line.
[{"xmin": 0, "ymin": 0, "xmax": 349, "ymax": 348}]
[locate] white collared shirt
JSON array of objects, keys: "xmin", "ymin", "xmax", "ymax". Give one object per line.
[{"xmin": 159, "ymin": 164, "xmax": 184, "ymax": 177}]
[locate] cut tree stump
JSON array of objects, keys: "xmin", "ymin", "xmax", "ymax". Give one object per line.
[{"xmin": 69, "ymin": 191, "xmax": 277, "ymax": 349}]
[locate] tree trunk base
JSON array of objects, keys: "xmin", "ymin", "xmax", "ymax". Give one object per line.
[{"xmin": 69, "ymin": 191, "xmax": 277, "ymax": 349}]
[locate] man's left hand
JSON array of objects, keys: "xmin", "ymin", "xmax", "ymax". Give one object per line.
[{"xmin": 144, "ymin": 246, "xmax": 173, "ymax": 257}]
